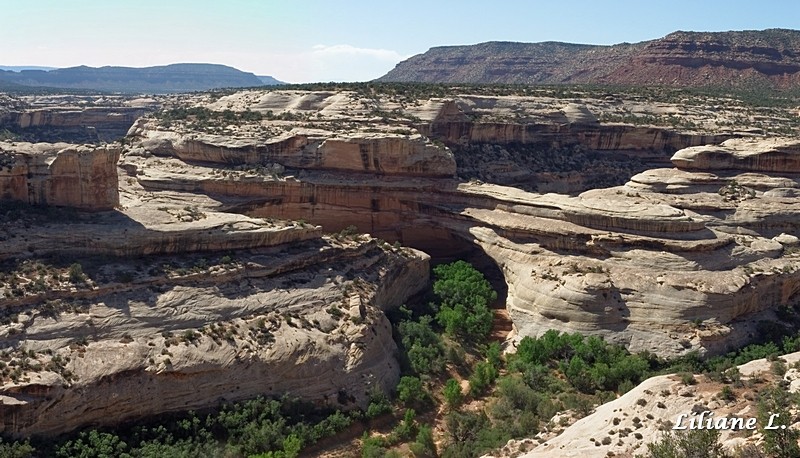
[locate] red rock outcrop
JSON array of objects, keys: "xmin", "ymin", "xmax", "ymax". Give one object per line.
[
  {"xmin": 379, "ymin": 29, "xmax": 800, "ymax": 89},
  {"xmin": 0, "ymin": 142, "xmax": 120, "ymax": 210}
]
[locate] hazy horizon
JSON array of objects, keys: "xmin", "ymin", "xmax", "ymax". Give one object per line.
[{"xmin": 4, "ymin": 0, "xmax": 800, "ymax": 83}]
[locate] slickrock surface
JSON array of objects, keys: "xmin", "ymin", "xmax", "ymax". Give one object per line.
[
  {"xmin": 672, "ymin": 137, "xmax": 800, "ymax": 173},
  {"xmin": 0, "ymin": 237, "xmax": 429, "ymax": 437},
  {"xmin": 499, "ymin": 352, "xmax": 800, "ymax": 458}
]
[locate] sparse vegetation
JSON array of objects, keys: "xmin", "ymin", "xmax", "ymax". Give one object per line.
[
  {"xmin": 644, "ymin": 428, "xmax": 728, "ymax": 458},
  {"xmin": 1, "ymin": 396, "xmax": 355, "ymax": 457}
]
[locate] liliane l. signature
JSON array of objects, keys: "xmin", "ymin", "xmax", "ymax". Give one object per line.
[{"xmin": 673, "ymin": 411, "xmax": 788, "ymax": 431}]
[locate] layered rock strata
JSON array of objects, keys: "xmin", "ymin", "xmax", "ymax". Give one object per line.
[
  {"xmin": 0, "ymin": 141, "xmax": 120, "ymax": 210},
  {"xmin": 379, "ymin": 29, "xmax": 800, "ymax": 89},
  {"xmin": 0, "ymin": 236, "xmax": 429, "ymax": 437},
  {"xmin": 123, "ymin": 91, "xmax": 800, "ymax": 358},
  {"xmin": 0, "ymin": 133, "xmax": 430, "ymax": 436},
  {"xmin": 0, "ymin": 104, "xmax": 152, "ymax": 143},
  {"xmin": 3, "ymin": 88, "xmax": 799, "ymax": 439}
]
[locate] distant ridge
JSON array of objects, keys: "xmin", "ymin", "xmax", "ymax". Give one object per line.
[
  {"xmin": 0, "ymin": 63, "xmax": 271, "ymax": 93},
  {"xmin": 257, "ymin": 75, "xmax": 285, "ymax": 85},
  {"xmin": 0, "ymin": 66, "xmax": 58, "ymax": 72},
  {"xmin": 378, "ymin": 29, "xmax": 800, "ymax": 90}
]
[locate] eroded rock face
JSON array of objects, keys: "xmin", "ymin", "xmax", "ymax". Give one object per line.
[
  {"xmin": 130, "ymin": 121, "xmax": 456, "ymax": 178},
  {"xmin": 3, "ymin": 88, "xmax": 800, "ymax": 439},
  {"xmin": 0, "ymin": 238, "xmax": 429, "ymax": 437},
  {"xmin": 379, "ymin": 29, "xmax": 800, "ymax": 89},
  {"xmin": 122, "ymin": 89, "xmax": 800, "ymax": 359},
  {"xmin": 672, "ymin": 138, "xmax": 800, "ymax": 173},
  {"xmin": 124, "ymin": 133, "xmax": 800, "ymax": 358},
  {"xmin": 0, "ymin": 139, "xmax": 430, "ymax": 436},
  {"xmin": 0, "ymin": 142, "xmax": 120, "ymax": 211},
  {"xmin": 0, "ymin": 96, "xmax": 153, "ymax": 143}
]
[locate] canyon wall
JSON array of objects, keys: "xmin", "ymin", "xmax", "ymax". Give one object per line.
[
  {"xmin": 0, "ymin": 142, "xmax": 120, "ymax": 210},
  {"xmin": 3, "ymin": 88, "xmax": 799, "ymax": 439},
  {"xmin": 0, "ymin": 237, "xmax": 429, "ymax": 437},
  {"xmin": 120, "ymin": 91, "xmax": 800, "ymax": 358}
]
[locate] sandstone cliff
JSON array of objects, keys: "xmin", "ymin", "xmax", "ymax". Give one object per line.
[
  {"xmin": 119, "ymin": 90, "xmax": 800, "ymax": 358},
  {"xmin": 0, "ymin": 94, "xmax": 155, "ymax": 143},
  {"xmin": 0, "ymin": 126, "xmax": 431, "ymax": 436},
  {"xmin": 0, "ymin": 236, "xmax": 429, "ymax": 437},
  {"xmin": 0, "ymin": 165, "xmax": 431, "ymax": 436},
  {"xmin": 3, "ymin": 87, "xmax": 800, "ymax": 440},
  {"xmin": 0, "ymin": 142, "xmax": 120, "ymax": 211}
]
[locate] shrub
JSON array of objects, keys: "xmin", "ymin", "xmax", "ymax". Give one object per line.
[
  {"xmin": 68, "ymin": 263, "xmax": 86, "ymax": 284},
  {"xmin": 645, "ymin": 428, "xmax": 727, "ymax": 458},
  {"xmin": 361, "ymin": 434, "xmax": 388, "ymax": 458},
  {"xmin": 0, "ymin": 437, "xmax": 34, "ymax": 458},
  {"xmin": 398, "ymin": 316, "xmax": 445, "ymax": 375},
  {"xmin": 392, "ymin": 409, "xmax": 418, "ymax": 441},
  {"xmin": 719, "ymin": 385, "xmax": 735, "ymax": 401},
  {"xmin": 485, "ymin": 341, "xmax": 503, "ymax": 369},
  {"xmin": 396, "ymin": 376, "xmax": 426, "ymax": 407},
  {"xmin": 469, "ymin": 361, "xmax": 499, "ymax": 396},
  {"xmin": 365, "ymin": 391, "xmax": 392, "ymax": 419},
  {"xmin": 758, "ymin": 386, "xmax": 800, "ymax": 458},
  {"xmin": 679, "ymin": 372, "xmax": 697, "ymax": 386},
  {"xmin": 409, "ymin": 424, "xmax": 437, "ymax": 457},
  {"xmin": 443, "ymin": 378, "xmax": 463, "ymax": 408}
]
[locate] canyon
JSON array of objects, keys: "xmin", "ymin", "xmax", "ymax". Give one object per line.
[{"xmin": 0, "ymin": 85, "xmax": 799, "ymax": 451}]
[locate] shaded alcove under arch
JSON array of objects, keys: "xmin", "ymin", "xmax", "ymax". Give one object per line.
[{"xmin": 236, "ymin": 194, "xmax": 512, "ymax": 337}]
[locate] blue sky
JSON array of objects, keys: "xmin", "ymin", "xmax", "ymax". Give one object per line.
[{"xmin": 3, "ymin": 0, "xmax": 799, "ymax": 83}]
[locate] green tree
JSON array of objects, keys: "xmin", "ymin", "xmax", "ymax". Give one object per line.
[
  {"xmin": 361, "ymin": 434, "xmax": 388, "ymax": 458},
  {"xmin": 485, "ymin": 341, "xmax": 503, "ymax": 369},
  {"xmin": 249, "ymin": 434, "xmax": 302, "ymax": 458},
  {"xmin": 433, "ymin": 261, "xmax": 497, "ymax": 342},
  {"xmin": 398, "ymin": 316, "xmax": 445, "ymax": 375},
  {"xmin": 433, "ymin": 261, "xmax": 497, "ymax": 310},
  {"xmin": 392, "ymin": 409, "xmax": 418, "ymax": 441},
  {"xmin": 443, "ymin": 378, "xmax": 463, "ymax": 408},
  {"xmin": 68, "ymin": 262, "xmax": 86, "ymax": 284},
  {"xmin": 56, "ymin": 430, "xmax": 130, "ymax": 458},
  {"xmin": 410, "ymin": 424, "xmax": 437, "ymax": 457},
  {"xmin": 758, "ymin": 385, "xmax": 800, "ymax": 458},
  {"xmin": 397, "ymin": 376, "xmax": 426, "ymax": 407},
  {"xmin": 469, "ymin": 361, "xmax": 498, "ymax": 396},
  {"xmin": 0, "ymin": 437, "xmax": 35, "ymax": 458}
]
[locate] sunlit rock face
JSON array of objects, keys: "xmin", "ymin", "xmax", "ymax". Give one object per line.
[
  {"xmin": 0, "ymin": 141, "xmax": 120, "ymax": 210},
  {"xmin": 3, "ymin": 86, "xmax": 800, "ymax": 438}
]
